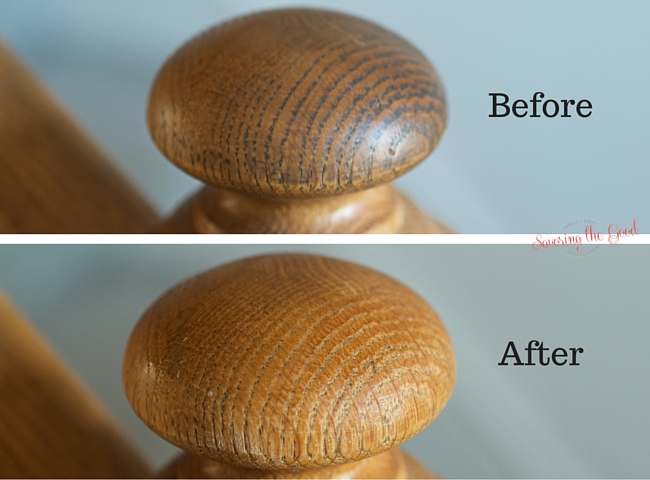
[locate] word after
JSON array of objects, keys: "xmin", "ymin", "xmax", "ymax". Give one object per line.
[
  {"xmin": 498, "ymin": 340, "xmax": 584, "ymax": 366},
  {"xmin": 489, "ymin": 92, "xmax": 592, "ymax": 118}
]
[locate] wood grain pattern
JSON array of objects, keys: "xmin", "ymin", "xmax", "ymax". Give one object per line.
[
  {"xmin": 159, "ymin": 184, "xmax": 452, "ymax": 233},
  {"xmin": 0, "ymin": 290, "xmax": 151, "ymax": 478},
  {"xmin": 0, "ymin": 40, "xmax": 160, "ymax": 233},
  {"xmin": 159, "ymin": 447, "xmax": 436, "ymax": 478},
  {"xmin": 148, "ymin": 8, "xmax": 447, "ymax": 199},
  {"xmin": 123, "ymin": 254, "xmax": 455, "ymax": 472}
]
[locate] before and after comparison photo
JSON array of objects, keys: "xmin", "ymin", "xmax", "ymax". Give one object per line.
[{"xmin": 0, "ymin": 1, "xmax": 648, "ymax": 479}]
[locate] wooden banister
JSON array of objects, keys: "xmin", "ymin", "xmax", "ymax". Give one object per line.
[
  {"xmin": 0, "ymin": 290, "xmax": 152, "ymax": 478},
  {"xmin": 0, "ymin": 40, "xmax": 160, "ymax": 233}
]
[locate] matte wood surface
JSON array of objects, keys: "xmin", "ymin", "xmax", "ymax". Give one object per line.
[
  {"xmin": 160, "ymin": 447, "xmax": 435, "ymax": 478},
  {"xmin": 123, "ymin": 254, "xmax": 455, "ymax": 473},
  {"xmin": 149, "ymin": 8, "xmax": 450, "ymax": 233},
  {"xmin": 148, "ymin": 8, "xmax": 447, "ymax": 199},
  {"xmin": 0, "ymin": 291, "xmax": 151, "ymax": 478},
  {"xmin": 160, "ymin": 184, "xmax": 452, "ymax": 233},
  {"xmin": 0, "ymin": 40, "xmax": 159, "ymax": 233}
]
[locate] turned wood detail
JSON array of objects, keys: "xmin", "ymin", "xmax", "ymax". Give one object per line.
[
  {"xmin": 0, "ymin": 290, "xmax": 151, "ymax": 478},
  {"xmin": 149, "ymin": 9, "xmax": 451, "ymax": 233},
  {"xmin": 123, "ymin": 254, "xmax": 455, "ymax": 478},
  {"xmin": 159, "ymin": 184, "xmax": 450, "ymax": 233},
  {"xmin": 0, "ymin": 40, "xmax": 160, "ymax": 234}
]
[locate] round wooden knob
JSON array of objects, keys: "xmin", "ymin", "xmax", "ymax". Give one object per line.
[
  {"xmin": 148, "ymin": 9, "xmax": 447, "ymax": 199},
  {"xmin": 123, "ymin": 254, "xmax": 455, "ymax": 471}
]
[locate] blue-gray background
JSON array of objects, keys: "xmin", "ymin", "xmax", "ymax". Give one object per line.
[
  {"xmin": 0, "ymin": 244, "xmax": 648, "ymax": 478},
  {"xmin": 1, "ymin": 0, "xmax": 648, "ymax": 233}
]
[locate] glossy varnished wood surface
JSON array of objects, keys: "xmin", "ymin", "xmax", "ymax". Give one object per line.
[
  {"xmin": 148, "ymin": 8, "xmax": 447, "ymax": 199},
  {"xmin": 0, "ymin": 41, "xmax": 159, "ymax": 233},
  {"xmin": 160, "ymin": 184, "xmax": 452, "ymax": 233},
  {"xmin": 123, "ymin": 254, "xmax": 455, "ymax": 471},
  {"xmin": 0, "ymin": 291, "xmax": 151, "ymax": 478}
]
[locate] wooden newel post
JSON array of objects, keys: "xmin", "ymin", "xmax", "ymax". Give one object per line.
[
  {"xmin": 149, "ymin": 9, "xmax": 452, "ymax": 233},
  {"xmin": 123, "ymin": 254, "xmax": 455, "ymax": 478}
]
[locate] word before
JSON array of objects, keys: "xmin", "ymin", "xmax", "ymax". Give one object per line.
[
  {"xmin": 498, "ymin": 340, "xmax": 584, "ymax": 366},
  {"xmin": 489, "ymin": 92, "xmax": 592, "ymax": 118}
]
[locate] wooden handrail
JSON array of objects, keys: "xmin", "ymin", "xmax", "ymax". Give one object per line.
[
  {"xmin": 0, "ymin": 40, "xmax": 160, "ymax": 233},
  {"xmin": 0, "ymin": 290, "xmax": 152, "ymax": 478}
]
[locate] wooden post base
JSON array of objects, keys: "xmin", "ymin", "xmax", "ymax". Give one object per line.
[
  {"xmin": 160, "ymin": 448, "xmax": 436, "ymax": 479},
  {"xmin": 160, "ymin": 184, "xmax": 452, "ymax": 234}
]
